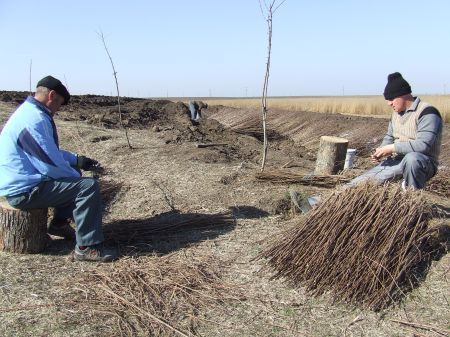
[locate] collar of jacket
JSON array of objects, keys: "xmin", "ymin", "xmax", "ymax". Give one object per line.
[
  {"xmin": 25, "ymin": 96, "xmax": 60, "ymax": 148},
  {"xmin": 25, "ymin": 96, "xmax": 53, "ymax": 116}
]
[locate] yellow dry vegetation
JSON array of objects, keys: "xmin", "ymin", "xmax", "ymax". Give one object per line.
[{"xmin": 207, "ymin": 95, "xmax": 450, "ymax": 122}]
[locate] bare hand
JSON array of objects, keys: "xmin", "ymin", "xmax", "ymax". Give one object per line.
[{"xmin": 371, "ymin": 144, "xmax": 395, "ymax": 162}]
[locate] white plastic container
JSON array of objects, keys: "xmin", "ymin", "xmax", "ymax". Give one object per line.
[{"xmin": 344, "ymin": 148, "xmax": 357, "ymax": 169}]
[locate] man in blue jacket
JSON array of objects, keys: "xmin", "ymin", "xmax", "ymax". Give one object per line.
[{"xmin": 0, "ymin": 76, "xmax": 116, "ymax": 262}]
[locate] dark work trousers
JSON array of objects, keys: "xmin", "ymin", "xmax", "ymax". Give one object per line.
[
  {"xmin": 348, "ymin": 152, "xmax": 437, "ymax": 189},
  {"xmin": 6, "ymin": 177, "xmax": 104, "ymax": 247}
]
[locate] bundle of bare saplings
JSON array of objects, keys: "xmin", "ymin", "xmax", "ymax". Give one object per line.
[
  {"xmin": 261, "ymin": 182, "xmax": 449, "ymax": 310},
  {"xmin": 424, "ymin": 168, "xmax": 450, "ymax": 198},
  {"xmin": 255, "ymin": 170, "xmax": 350, "ymax": 187},
  {"xmin": 103, "ymin": 212, "xmax": 235, "ymax": 244}
]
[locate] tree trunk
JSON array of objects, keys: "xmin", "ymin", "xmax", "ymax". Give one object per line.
[
  {"xmin": 314, "ymin": 136, "xmax": 349, "ymax": 175},
  {"xmin": 0, "ymin": 200, "xmax": 48, "ymax": 253}
]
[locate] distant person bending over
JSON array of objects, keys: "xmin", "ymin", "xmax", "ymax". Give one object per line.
[
  {"xmin": 188, "ymin": 100, "xmax": 208, "ymax": 122},
  {"xmin": 348, "ymin": 72, "xmax": 443, "ymax": 189},
  {"xmin": 0, "ymin": 76, "xmax": 117, "ymax": 262}
]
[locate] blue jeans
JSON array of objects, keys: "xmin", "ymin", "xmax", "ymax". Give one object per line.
[
  {"xmin": 6, "ymin": 177, "xmax": 104, "ymax": 246},
  {"xmin": 348, "ymin": 152, "xmax": 437, "ymax": 189}
]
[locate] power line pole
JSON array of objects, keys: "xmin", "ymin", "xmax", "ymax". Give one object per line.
[{"xmin": 29, "ymin": 59, "xmax": 32, "ymax": 95}]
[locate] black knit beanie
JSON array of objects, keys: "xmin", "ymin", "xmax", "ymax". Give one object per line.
[{"xmin": 383, "ymin": 72, "xmax": 411, "ymax": 100}]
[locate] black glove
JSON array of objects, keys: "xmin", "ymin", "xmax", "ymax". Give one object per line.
[{"xmin": 77, "ymin": 155, "xmax": 99, "ymax": 171}]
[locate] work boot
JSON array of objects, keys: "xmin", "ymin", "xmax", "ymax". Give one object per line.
[
  {"xmin": 73, "ymin": 243, "xmax": 118, "ymax": 263},
  {"xmin": 299, "ymin": 196, "xmax": 322, "ymax": 214},
  {"xmin": 48, "ymin": 219, "xmax": 76, "ymax": 240}
]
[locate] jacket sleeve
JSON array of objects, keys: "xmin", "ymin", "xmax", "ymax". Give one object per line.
[
  {"xmin": 61, "ymin": 150, "xmax": 78, "ymax": 167},
  {"xmin": 379, "ymin": 120, "xmax": 395, "ymax": 147},
  {"xmin": 394, "ymin": 109, "xmax": 442, "ymax": 155},
  {"xmin": 17, "ymin": 117, "xmax": 81, "ymax": 178}
]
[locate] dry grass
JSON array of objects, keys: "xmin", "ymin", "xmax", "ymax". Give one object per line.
[{"xmin": 206, "ymin": 95, "xmax": 450, "ymax": 122}]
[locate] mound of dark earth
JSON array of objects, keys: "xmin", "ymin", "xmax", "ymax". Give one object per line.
[{"xmin": 0, "ymin": 91, "xmax": 306, "ymax": 165}]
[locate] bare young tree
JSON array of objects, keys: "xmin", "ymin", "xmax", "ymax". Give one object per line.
[
  {"xmin": 258, "ymin": 0, "xmax": 286, "ymax": 172},
  {"xmin": 97, "ymin": 30, "xmax": 132, "ymax": 149}
]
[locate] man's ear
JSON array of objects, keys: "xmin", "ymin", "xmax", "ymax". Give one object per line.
[{"xmin": 48, "ymin": 89, "xmax": 57, "ymax": 101}]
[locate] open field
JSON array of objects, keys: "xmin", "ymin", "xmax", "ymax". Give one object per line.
[
  {"xmin": 204, "ymin": 95, "xmax": 450, "ymax": 123},
  {"xmin": 0, "ymin": 93, "xmax": 449, "ymax": 337}
]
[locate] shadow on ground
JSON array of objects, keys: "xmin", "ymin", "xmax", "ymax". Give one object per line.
[
  {"xmin": 102, "ymin": 210, "xmax": 237, "ymax": 255},
  {"xmin": 42, "ymin": 206, "xmax": 269, "ymax": 257},
  {"xmin": 229, "ymin": 205, "xmax": 270, "ymax": 219}
]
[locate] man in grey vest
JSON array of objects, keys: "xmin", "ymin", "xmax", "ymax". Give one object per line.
[{"xmin": 349, "ymin": 72, "xmax": 443, "ymax": 189}]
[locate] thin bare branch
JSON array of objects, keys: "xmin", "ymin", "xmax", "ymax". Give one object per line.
[
  {"xmin": 97, "ymin": 29, "xmax": 132, "ymax": 149},
  {"xmin": 258, "ymin": 0, "xmax": 266, "ymax": 19},
  {"xmin": 152, "ymin": 180, "xmax": 176, "ymax": 211},
  {"xmin": 259, "ymin": 0, "xmax": 287, "ymax": 172},
  {"xmin": 273, "ymin": 0, "xmax": 287, "ymax": 13}
]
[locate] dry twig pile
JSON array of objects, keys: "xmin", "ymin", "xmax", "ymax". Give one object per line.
[
  {"xmin": 425, "ymin": 168, "xmax": 450, "ymax": 198},
  {"xmin": 261, "ymin": 182, "xmax": 448, "ymax": 310},
  {"xmin": 255, "ymin": 170, "xmax": 350, "ymax": 187},
  {"xmin": 74, "ymin": 253, "xmax": 241, "ymax": 337},
  {"xmin": 103, "ymin": 212, "xmax": 235, "ymax": 244}
]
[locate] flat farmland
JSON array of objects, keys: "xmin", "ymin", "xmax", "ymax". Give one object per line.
[
  {"xmin": 0, "ymin": 92, "xmax": 448, "ymax": 337},
  {"xmin": 205, "ymin": 95, "xmax": 450, "ymax": 122}
]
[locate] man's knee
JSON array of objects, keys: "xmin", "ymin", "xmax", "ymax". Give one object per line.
[
  {"xmin": 401, "ymin": 152, "xmax": 435, "ymax": 189},
  {"xmin": 79, "ymin": 177, "xmax": 100, "ymax": 195},
  {"xmin": 403, "ymin": 152, "xmax": 428, "ymax": 170}
]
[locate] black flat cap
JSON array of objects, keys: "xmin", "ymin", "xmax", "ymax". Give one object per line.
[{"xmin": 37, "ymin": 75, "xmax": 70, "ymax": 105}]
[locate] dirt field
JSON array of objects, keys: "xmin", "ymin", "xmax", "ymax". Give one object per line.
[{"xmin": 0, "ymin": 92, "xmax": 449, "ymax": 337}]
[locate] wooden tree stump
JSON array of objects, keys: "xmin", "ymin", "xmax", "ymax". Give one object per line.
[
  {"xmin": 0, "ymin": 198, "xmax": 48, "ymax": 253},
  {"xmin": 314, "ymin": 136, "xmax": 349, "ymax": 175}
]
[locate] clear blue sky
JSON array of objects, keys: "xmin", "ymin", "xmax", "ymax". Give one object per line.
[{"xmin": 1, "ymin": 0, "xmax": 449, "ymax": 97}]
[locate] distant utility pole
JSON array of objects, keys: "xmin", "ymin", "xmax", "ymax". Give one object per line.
[
  {"xmin": 245, "ymin": 87, "xmax": 248, "ymax": 97},
  {"xmin": 63, "ymin": 75, "xmax": 69, "ymax": 89},
  {"xmin": 209, "ymin": 88, "xmax": 212, "ymax": 97},
  {"xmin": 29, "ymin": 59, "xmax": 32, "ymax": 95},
  {"xmin": 444, "ymin": 83, "xmax": 447, "ymax": 95},
  {"xmin": 342, "ymin": 85, "xmax": 345, "ymax": 96}
]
